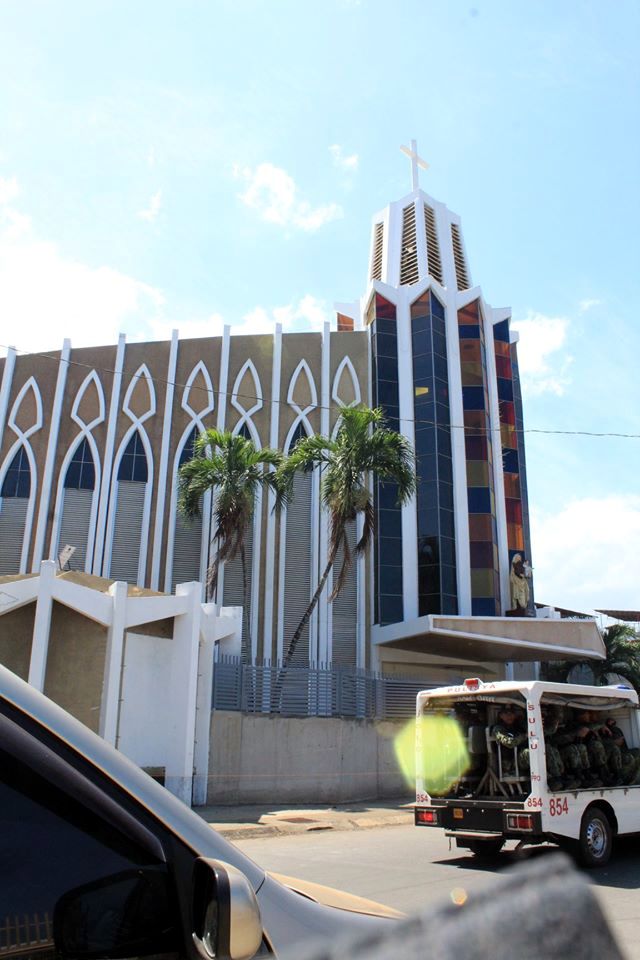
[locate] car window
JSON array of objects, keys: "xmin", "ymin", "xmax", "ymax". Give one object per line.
[{"xmin": 0, "ymin": 745, "xmax": 182, "ymax": 960}]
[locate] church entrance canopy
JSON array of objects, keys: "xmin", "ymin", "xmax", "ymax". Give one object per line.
[{"xmin": 372, "ymin": 615, "xmax": 606, "ymax": 663}]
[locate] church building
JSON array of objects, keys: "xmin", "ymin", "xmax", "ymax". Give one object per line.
[{"xmin": 2, "ymin": 145, "xmax": 593, "ymax": 690}]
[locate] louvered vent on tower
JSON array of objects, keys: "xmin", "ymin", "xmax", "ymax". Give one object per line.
[
  {"xmin": 400, "ymin": 204, "xmax": 419, "ymax": 285},
  {"xmin": 424, "ymin": 204, "xmax": 443, "ymax": 285},
  {"xmin": 370, "ymin": 222, "xmax": 384, "ymax": 281},
  {"xmin": 451, "ymin": 223, "xmax": 470, "ymax": 290}
]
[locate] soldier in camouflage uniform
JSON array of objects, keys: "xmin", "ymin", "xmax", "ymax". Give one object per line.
[
  {"xmin": 604, "ymin": 717, "xmax": 640, "ymax": 785},
  {"xmin": 542, "ymin": 705, "xmax": 580, "ymax": 791},
  {"xmin": 574, "ymin": 710, "xmax": 619, "ymax": 786},
  {"xmin": 453, "ymin": 701, "xmax": 487, "ymax": 776},
  {"xmin": 491, "ymin": 704, "xmax": 530, "ymax": 777},
  {"xmin": 552, "ymin": 714, "xmax": 601, "ymax": 787}
]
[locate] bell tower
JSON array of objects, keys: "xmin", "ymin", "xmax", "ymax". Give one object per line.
[{"xmin": 354, "ymin": 143, "xmax": 533, "ymax": 625}]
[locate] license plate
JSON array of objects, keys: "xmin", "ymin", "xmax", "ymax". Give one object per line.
[{"xmin": 453, "ymin": 808, "xmax": 464, "ymax": 820}]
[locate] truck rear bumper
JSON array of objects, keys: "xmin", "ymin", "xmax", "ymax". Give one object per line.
[{"xmin": 444, "ymin": 829, "xmax": 503, "ymax": 839}]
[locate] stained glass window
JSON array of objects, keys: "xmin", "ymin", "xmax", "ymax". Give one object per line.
[
  {"xmin": 1, "ymin": 447, "xmax": 30, "ymax": 498},
  {"xmin": 117, "ymin": 432, "xmax": 148, "ymax": 483},
  {"xmin": 64, "ymin": 438, "xmax": 96, "ymax": 490}
]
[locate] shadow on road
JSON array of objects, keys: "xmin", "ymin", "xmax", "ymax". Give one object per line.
[
  {"xmin": 435, "ymin": 842, "xmax": 557, "ymax": 873},
  {"xmin": 434, "ymin": 837, "xmax": 640, "ymax": 888}
]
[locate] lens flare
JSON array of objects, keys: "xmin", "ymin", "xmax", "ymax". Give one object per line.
[
  {"xmin": 394, "ymin": 714, "xmax": 470, "ymax": 795},
  {"xmin": 450, "ymin": 887, "xmax": 468, "ymax": 906}
]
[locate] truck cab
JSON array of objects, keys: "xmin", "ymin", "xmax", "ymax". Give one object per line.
[{"xmin": 414, "ymin": 678, "xmax": 640, "ymax": 867}]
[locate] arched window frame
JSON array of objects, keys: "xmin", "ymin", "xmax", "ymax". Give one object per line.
[
  {"xmin": 49, "ymin": 369, "xmax": 106, "ymax": 571},
  {"xmin": 0, "ymin": 377, "xmax": 43, "ymax": 573},
  {"xmin": 212, "ymin": 359, "xmax": 265, "ymax": 659},
  {"xmin": 276, "ymin": 413, "xmax": 321, "ymax": 666},
  {"xmin": 326, "ymin": 360, "xmax": 365, "ymax": 669},
  {"xmin": 104, "ymin": 365, "xmax": 156, "ymax": 586},
  {"xmin": 164, "ymin": 361, "xmax": 216, "ymax": 595}
]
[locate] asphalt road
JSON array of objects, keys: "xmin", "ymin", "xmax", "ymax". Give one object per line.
[{"xmin": 237, "ymin": 823, "xmax": 640, "ymax": 959}]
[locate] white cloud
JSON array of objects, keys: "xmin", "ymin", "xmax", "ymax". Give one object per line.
[
  {"xmin": 511, "ymin": 311, "xmax": 572, "ymax": 395},
  {"xmin": 148, "ymin": 314, "xmax": 225, "ymax": 342},
  {"xmin": 235, "ymin": 163, "xmax": 342, "ymax": 231},
  {"xmin": 0, "ymin": 176, "xmax": 19, "ymax": 206},
  {"xmin": 138, "ymin": 189, "xmax": 162, "ymax": 223},
  {"xmin": 227, "ymin": 295, "xmax": 329, "ymax": 336},
  {"xmin": 275, "ymin": 294, "xmax": 330, "ymax": 329},
  {"xmin": 578, "ymin": 297, "xmax": 602, "ymax": 314},
  {"xmin": 0, "ymin": 181, "xmax": 165, "ymax": 355},
  {"xmin": 531, "ymin": 495, "xmax": 640, "ymax": 613},
  {"xmin": 329, "ymin": 144, "xmax": 359, "ymax": 172},
  {"xmin": 149, "ymin": 295, "xmax": 330, "ymax": 343}
]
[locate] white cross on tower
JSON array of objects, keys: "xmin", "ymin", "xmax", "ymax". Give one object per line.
[{"xmin": 400, "ymin": 139, "xmax": 429, "ymax": 191}]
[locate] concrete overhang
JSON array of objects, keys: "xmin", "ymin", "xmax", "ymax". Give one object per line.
[{"xmin": 371, "ymin": 615, "xmax": 606, "ymax": 663}]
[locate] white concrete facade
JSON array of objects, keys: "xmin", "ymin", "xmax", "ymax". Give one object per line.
[{"xmin": 0, "ymin": 561, "xmax": 241, "ymax": 805}]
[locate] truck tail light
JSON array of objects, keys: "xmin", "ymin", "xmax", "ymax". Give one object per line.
[
  {"xmin": 507, "ymin": 814, "xmax": 534, "ymax": 831},
  {"xmin": 416, "ymin": 809, "xmax": 438, "ymax": 825}
]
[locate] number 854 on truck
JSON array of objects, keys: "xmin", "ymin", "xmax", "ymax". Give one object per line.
[{"xmin": 414, "ymin": 678, "xmax": 640, "ymax": 868}]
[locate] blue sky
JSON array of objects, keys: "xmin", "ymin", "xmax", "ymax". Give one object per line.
[{"xmin": 0, "ymin": 0, "xmax": 638, "ymax": 614}]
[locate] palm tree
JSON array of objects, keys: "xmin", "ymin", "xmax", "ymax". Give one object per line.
[
  {"xmin": 178, "ymin": 430, "xmax": 286, "ymax": 620},
  {"xmin": 279, "ymin": 405, "xmax": 416, "ymax": 670},
  {"xmin": 543, "ymin": 624, "xmax": 640, "ymax": 692},
  {"xmin": 590, "ymin": 624, "xmax": 640, "ymax": 689}
]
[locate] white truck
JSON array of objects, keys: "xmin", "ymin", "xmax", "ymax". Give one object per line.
[{"xmin": 414, "ymin": 677, "xmax": 640, "ymax": 867}]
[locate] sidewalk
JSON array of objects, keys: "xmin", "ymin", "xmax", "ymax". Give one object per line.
[{"xmin": 195, "ymin": 797, "xmax": 415, "ymax": 840}]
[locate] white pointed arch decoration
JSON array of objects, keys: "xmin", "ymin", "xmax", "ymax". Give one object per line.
[
  {"xmin": 164, "ymin": 362, "xmax": 216, "ymax": 594},
  {"xmin": 277, "ymin": 361, "xmax": 321, "ymax": 667},
  {"xmin": 230, "ymin": 359, "xmax": 263, "ymax": 448},
  {"xmin": 122, "ymin": 363, "xmax": 156, "ymax": 424},
  {"xmin": 49, "ymin": 370, "xmax": 107, "ymax": 570},
  {"xmin": 215, "ymin": 359, "xmax": 266, "ymax": 659},
  {"xmin": 330, "ymin": 355, "xmax": 362, "ymax": 441},
  {"xmin": 104, "ymin": 364, "xmax": 157, "ymax": 586},
  {"xmin": 331, "ymin": 355, "xmax": 361, "ymax": 408},
  {"xmin": 284, "ymin": 359, "xmax": 318, "ymax": 452},
  {"xmin": 71, "ymin": 369, "xmax": 107, "ymax": 431},
  {"xmin": 326, "ymin": 357, "xmax": 362, "ymax": 669},
  {"xmin": 7, "ymin": 376, "xmax": 44, "ymax": 440},
  {"xmin": 0, "ymin": 377, "xmax": 44, "ymax": 573},
  {"xmin": 181, "ymin": 360, "xmax": 215, "ymax": 422}
]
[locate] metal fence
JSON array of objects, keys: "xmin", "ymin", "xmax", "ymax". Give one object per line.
[
  {"xmin": 212, "ymin": 656, "xmax": 442, "ymax": 720},
  {"xmin": 1, "ymin": 912, "xmax": 52, "ymax": 957}
]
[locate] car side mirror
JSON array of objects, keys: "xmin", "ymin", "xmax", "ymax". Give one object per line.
[
  {"xmin": 53, "ymin": 867, "xmax": 180, "ymax": 959},
  {"xmin": 192, "ymin": 858, "xmax": 263, "ymax": 960}
]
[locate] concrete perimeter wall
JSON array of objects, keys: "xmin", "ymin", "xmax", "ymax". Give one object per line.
[{"xmin": 207, "ymin": 711, "xmax": 411, "ymax": 804}]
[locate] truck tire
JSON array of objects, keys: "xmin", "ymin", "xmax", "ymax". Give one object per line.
[
  {"xmin": 578, "ymin": 807, "xmax": 612, "ymax": 868},
  {"xmin": 467, "ymin": 838, "xmax": 504, "ymax": 859}
]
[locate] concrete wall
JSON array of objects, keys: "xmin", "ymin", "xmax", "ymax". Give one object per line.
[
  {"xmin": 207, "ymin": 710, "xmax": 411, "ymax": 805},
  {"xmin": 117, "ymin": 631, "xmax": 175, "ymax": 769},
  {"xmin": 0, "ymin": 603, "xmax": 35, "ymax": 678},
  {"xmin": 0, "ymin": 599, "xmax": 107, "ymax": 732},
  {"xmin": 44, "ymin": 602, "xmax": 107, "ymax": 733}
]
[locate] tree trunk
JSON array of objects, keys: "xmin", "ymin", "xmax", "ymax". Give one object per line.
[
  {"xmin": 272, "ymin": 553, "xmax": 336, "ymax": 711},
  {"xmin": 284, "ymin": 554, "xmax": 334, "ymax": 669},
  {"xmin": 240, "ymin": 542, "xmax": 248, "ymax": 660}
]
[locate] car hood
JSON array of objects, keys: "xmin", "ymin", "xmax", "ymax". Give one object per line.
[
  {"xmin": 270, "ymin": 872, "xmax": 404, "ymax": 919},
  {"xmin": 254, "ymin": 872, "xmax": 398, "ymax": 955}
]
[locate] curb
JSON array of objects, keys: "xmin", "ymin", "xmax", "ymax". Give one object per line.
[{"xmin": 209, "ymin": 810, "xmax": 413, "ymax": 840}]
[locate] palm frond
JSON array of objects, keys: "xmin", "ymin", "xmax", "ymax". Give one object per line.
[
  {"xmin": 178, "ymin": 427, "xmax": 286, "ymax": 603},
  {"xmin": 280, "ymin": 403, "xmax": 416, "ymax": 669}
]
